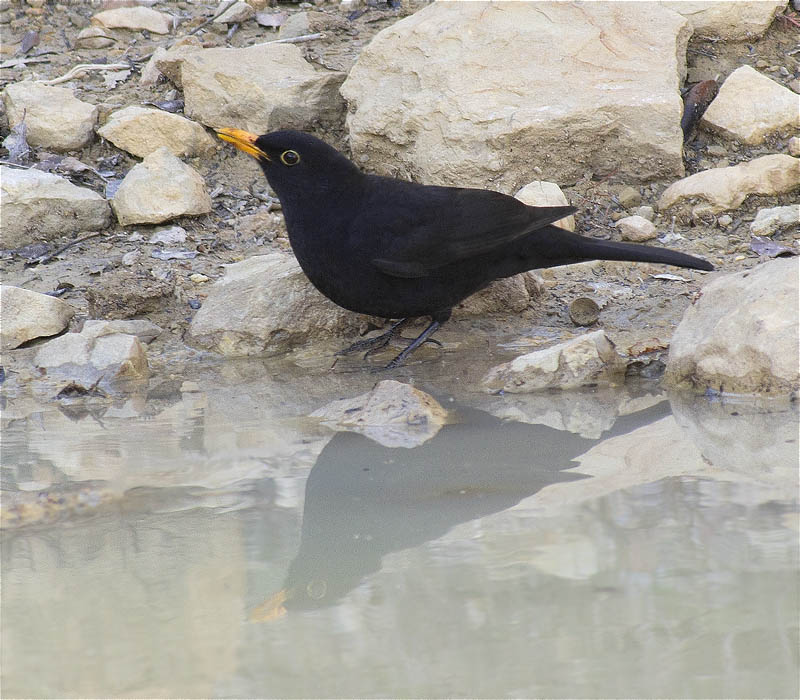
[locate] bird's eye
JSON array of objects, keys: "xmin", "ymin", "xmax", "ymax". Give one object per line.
[{"xmin": 280, "ymin": 149, "xmax": 300, "ymax": 166}]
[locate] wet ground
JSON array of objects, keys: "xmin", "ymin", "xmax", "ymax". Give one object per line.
[{"xmin": 2, "ymin": 352, "xmax": 798, "ymax": 698}]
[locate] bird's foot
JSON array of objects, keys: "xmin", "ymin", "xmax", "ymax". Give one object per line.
[
  {"xmin": 335, "ymin": 318, "xmax": 412, "ymax": 357},
  {"xmin": 384, "ymin": 319, "xmax": 443, "ymax": 369}
]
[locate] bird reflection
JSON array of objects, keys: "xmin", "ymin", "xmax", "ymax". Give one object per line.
[{"xmin": 253, "ymin": 401, "xmax": 671, "ymax": 618}]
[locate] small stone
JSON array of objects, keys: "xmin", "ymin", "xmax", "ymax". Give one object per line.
[
  {"xmin": 706, "ymin": 144, "xmax": 726, "ymax": 157},
  {"xmin": 213, "ymin": 0, "xmax": 254, "ymax": 24},
  {"xmin": 750, "ymin": 205, "xmax": 800, "ymax": 237},
  {"xmin": 482, "ymin": 330, "xmax": 627, "ymax": 393},
  {"xmin": 717, "ymin": 214, "xmax": 732, "ymax": 228},
  {"xmin": 701, "ymin": 65, "xmax": 800, "ymax": 145},
  {"xmin": 515, "ymin": 181, "xmax": 575, "ymax": 231},
  {"xmin": 148, "ymin": 225, "xmax": 187, "ymax": 245},
  {"xmin": 788, "ymin": 136, "xmax": 800, "ymax": 157},
  {"xmin": 189, "ymin": 273, "xmax": 209, "ymax": 283},
  {"xmin": 616, "ymin": 215, "xmax": 657, "ymax": 241},
  {"xmin": 121, "ymin": 250, "xmax": 140, "ymax": 266},
  {"xmin": 633, "ymin": 205, "xmax": 655, "ymax": 221},
  {"xmin": 81, "ymin": 319, "xmax": 163, "ymax": 343},
  {"xmin": 310, "ymin": 380, "xmax": 448, "ymax": 448},
  {"xmin": 98, "ymin": 106, "xmax": 216, "ymax": 159},
  {"xmin": 1, "ymin": 167, "xmax": 111, "ymax": 248},
  {"xmin": 617, "ymin": 185, "xmax": 642, "ymax": 209},
  {"xmin": 3, "ymin": 81, "xmax": 98, "ymax": 152},
  {"xmin": 91, "ymin": 6, "xmax": 173, "ymax": 34},
  {"xmin": 111, "ymin": 147, "xmax": 212, "ymax": 225},
  {"xmin": 568, "ymin": 297, "xmax": 600, "ymax": 327},
  {"xmin": 75, "ymin": 26, "xmax": 116, "ymax": 49},
  {"xmin": 0, "ymin": 285, "xmax": 75, "ymax": 351},
  {"xmin": 789, "ymin": 79, "xmax": 800, "ymax": 95}
]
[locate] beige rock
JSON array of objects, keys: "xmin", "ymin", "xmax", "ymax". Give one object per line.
[
  {"xmin": 700, "ymin": 65, "xmax": 800, "ymax": 145},
  {"xmin": 35, "ymin": 328, "xmax": 149, "ymax": 390},
  {"xmin": 182, "ymin": 43, "xmax": 346, "ymax": 132},
  {"xmin": 75, "ymin": 26, "xmax": 116, "ymax": 49},
  {"xmin": 664, "ymin": 257, "xmax": 799, "ymax": 394},
  {"xmin": 750, "ymin": 205, "xmax": 800, "ymax": 237},
  {"xmin": 455, "ymin": 272, "xmax": 543, "ymax": 316},
  {"xmin": 661, "ymin": 1, "xmax": 785, "ymax": 40},
  {"xmin": 659, "ymin": 154, "xmax": 800, "ymax": 212},
  {"xmin": 483, "ymin": 330, "xmax": 627, "ymax": 393},
  {"xmin": 278, "ymin": 10, "xmax": 348, "ymax": 40},
  {"xmin": 0, "ymin": 167, "xmax": 111, "ymax": 248},
  {"xmin": 213, "ymin": 0, "xmax": 254, "ymax": 23},
  {"xmin": 341, "ymin": 2, "xmax": 690, "ymax": 190},
  {"xmin": 310, "ymin": 380, "xmax": 448, "ymax": 448},
  {"xmin": 98, "ymin": 106, "xmax": 216, "ymax": 158},
  {"xmin": 3, "ymin": 81, "xmax": 98, "ymax": 151},
  {"xmin": 188, "ymin": 253, "xmax": 372, "ymax": 356},
  {"xmin": 0, "ymin": 286, "xmax": 75, "ymax": 351},
  {"xmin": 515, "ymin": 181, "xmax": 575, "ymax": 231},
  {"xmin": 789, "ymin": 136, "xmax": 800, "ymax": 157},
  {"xmin": 153, "ymin": 37, "xmax": 203, "ymax": 88},
  {"xmin": 139, "ymin": 46, "xmax": 167, "ymax": 86},
  {"xmin": 80, "ymin": 319, "xmax": 163, "ymax": 343},
  {"xmin": 616, "ymin": 215, "xmax": 657, "ymax": 242},
  {"xmin": 92, "ymin": 6, "xmax": 172, "ymax": 33},
  {"xmin": 111, "ymin": 147, "xmax": 212, "ymax": 225}
]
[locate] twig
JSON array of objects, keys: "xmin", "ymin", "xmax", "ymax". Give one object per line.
[
  {"xmin": 38, "ymin": 63, "xmax": 130, "ymax": 85},
  {"xmin": 26, "ymin": 231, "xmax": 105, "ymax": 267},
  {"xmin": 188, "ymin": 0, "xmax": 237, "ymax": 36},
  {"xmin": 0, "ymin": 160, "xmax": 35, "ymax": 169},
  {"xmin": 0, "ymin": 55, "xmax": 51, "ymax": 69},
  {"xmin": 252, "ymin": 32, "xmax": 325, "ymax": 47}
]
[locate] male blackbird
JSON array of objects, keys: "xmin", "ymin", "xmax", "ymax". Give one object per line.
[{"xmin": 217, "ymin": 128, "xmax": 713, "ymax": 368}]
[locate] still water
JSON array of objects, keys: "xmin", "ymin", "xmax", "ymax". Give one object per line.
[{"xmin": 2, "ymin": 362, "xmax": 798, "ymax": 698}]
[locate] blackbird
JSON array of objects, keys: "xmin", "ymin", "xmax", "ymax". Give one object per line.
[{"xmin": 217, "ymin": 128, "xmax": 713, "ymax": 368}]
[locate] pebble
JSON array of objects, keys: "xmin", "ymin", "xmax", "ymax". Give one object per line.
[
  {"xmin": 568, "ymin": 297, "xmax": 600, "ymax": 326},
  {"xmin": 121, "ymin": 250, "xmax": 140, "ymax": 266},
  {"xmin": 633, "ymin": 205, "xmax": 655, "ymax": 221},
  {"xmin": 189, "ymin": 273, "xmax": 209, "ymax": 283},
  {"xmin": 617, "ymin": 185, "xmax": 642, "ymax": 209},
  {"xmin": 616, "ymin": 215, "xmax": 657, "ymax": 242},
  {"xmin": 788, "ymin": 136, "xmax": 800, "ymax": 157},
  {"xmin": 717, "ymin": 214, "xmax": 733, "ymax": 228}
]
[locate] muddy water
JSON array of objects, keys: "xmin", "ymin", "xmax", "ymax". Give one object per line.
[{"xmin": 2, "ymin": 359, "xmax": 798, "ymax": 698}]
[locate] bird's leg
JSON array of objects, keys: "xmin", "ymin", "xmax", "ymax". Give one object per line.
[
  {"xmin": 385, "ymin": 319, "xmax": 444, "ymax": 369},
  {"xmin": 335, "ymin": 318, "xmax": 412, "ymax": 356}
]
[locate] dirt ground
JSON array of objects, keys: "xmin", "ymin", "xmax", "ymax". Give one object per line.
[{"xmin": 1, "ymin": 1, "xmax": 798, "ymax": 387}]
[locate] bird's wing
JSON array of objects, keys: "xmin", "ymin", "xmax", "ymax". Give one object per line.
[{"xmin": 362, "ymin": 183, "xmax": 576, "ymax": 278}]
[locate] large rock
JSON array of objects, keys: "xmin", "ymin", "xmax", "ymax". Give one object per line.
[
  {"xmin": 111, "ymin": 147, "xmax": 212, "ymax": 225},
  {"xmin": 750, "ymin": 205, "xmax": 800, "ymax": 237},
  {"xmin": 455, "ymin": 272, "xmax": 543, "ymax": 316},
  {"xmin": 310, "ymin": 380, "xmax": 448, "ymax": 448},
  {"xmin": 35, "ymin": 324, "xmax": 149, "ymax": 392},
  {"xmin": 0, "ymin": 286, "xmax": 75, "ymax": 350},
  {"xmin": 482, "ymin": 330, "xmax": 627, "ymax": 393},
  {"xmin": 340, "ymin": 2, "xmax": 691, "ymax": 190},
  {"xmin": 700, "ymin": 66, "xmax": 800, "ymax": 145},
  {"xmin": 664, "ymin": 257, "xmax": 799, "ymax": 395},
  {"xmin": 153, "ymin": 37, "xmax": 203, "ymax": 88},
  {"xmin": 188, "ymin": 253, "xmax": 372, "ymax": 356},
  {"xmin": 661, "ymin": 1, "xmax": 785, "ymax": 40},
  {"xmin": 98, "ymin": 106, "xmax": 216, "ymax": 158},
  {"xmin": 0, "ymin": 167, "xmax": 111, "ymax": 248},
  {"xmin": 515, "ymin": 181, "xmax": 575, "ymax": 231},
  {"xmin": 659, "ymin": 154, "xmax": 800, "ymax": 213},
  {"xmin": 181, "ymin": 44, "xmax": 346, "ymax": 132},
  {"xmin": 3, "ymin": 82, "xmax": 98, "ymax": 152}
]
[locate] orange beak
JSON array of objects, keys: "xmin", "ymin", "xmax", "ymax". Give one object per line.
[{"xmin": 216, "ymin": 128, "xmax": 270, "ymax": 161}]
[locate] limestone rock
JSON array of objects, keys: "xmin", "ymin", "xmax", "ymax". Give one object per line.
[
  {"xmin": 455, "ymin": 273, "xmax": 542, "ymax": 316},
  {"xmin": 278, "ymin": 10, "xmax": 349, "ymax": 39},
  {"xmin": 139, "ymin": 46, "xmax": 167, "ymax": 86},
  {"xmin": 483, "ymin": 330, "xmax": 627, "ymax": 393},
  {"xmin": 661, "ymin": 1, "xmax": 785, "ymax": 40},
  {"xmin": 85, "ymin": 269, "xmax": 175, "ymax": 319},
  {"xmin": 213, "ymin": 0, "xmax": 254, "ymax": 24},
  {"xmin": 515, "ymin": 181, "xmax": 575, "ymax": 231},
  {"xmin": 0, "ymin": 286, "xmax": 75, "ymax": 350},
  {"xmin": 98, "ymin": 106, "xmax": 216, "ymax": 158},
  {"xmin": 75, "ymin": 26, "xmax": 115, "ymax": 49},
  {"xmin": 153, "ymin": 37, "xmax": 203, "ymax": 88},
  {"xmin": 188, "ymin": 253, "xmax": 372, "ymax": 356},
  {"xmin": 616, "ymin": 215, "xmax": 657, "ymax": 242},
  {"xmin": 664, "ymin": 257, "xmax": 799, "ymax": 394},
  {"xmin": 659, "ymin": 154, "xmax": 800, "ymax": 213},
  {"xmin": 91, "ymin": 6, "xmax": 172, "ymax": 33},
  {"xmin": 310, "ymin": 380, "xmax": 448, "ymax": 448},
  {"xmin": 700, "ymin": 66, "xmax": 800, "ymax": 145},
  {"xmin": 3, "ymin": 81, "xmax": 98, "ymax": 152},
  {"xmin": 789, "ymin": 137, "xmax": 800, "ymax": 157},
  {"xmin": 80, "ymin": 319, "xmax": 163, "ymax": 343},
  {"xmin": 181, "ymin": 44, "xmax": 346, "ymax": 132},
  {"xmin": 111, "ymin": 147, "xmax": 211, "ymax": 225},
  {"xmin": 35, "ymin": 325, "xmax": 149, "ymax": 391},
  {"xmin": 0, "ymin": 167, "xmax": 111, "ymax": 248},
  {"xmin": 750, "ymin": 205, "xmax": 800, "ymax": 237},
  {"xmin": 341, "ymin": 2, "xmax": 691, "ymax": 190}
]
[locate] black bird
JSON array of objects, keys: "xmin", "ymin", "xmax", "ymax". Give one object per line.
[{"xmin": 217, "ymin": 128, "xmax": 713, "ymax": 367}]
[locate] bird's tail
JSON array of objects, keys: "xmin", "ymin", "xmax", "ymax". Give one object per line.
[{"xmin": 541, "ymin": 227, "xmax": 714, "ymax": 272}]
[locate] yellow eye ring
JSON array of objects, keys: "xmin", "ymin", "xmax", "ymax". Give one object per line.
[{"xmin": 280, "ymin": 149, "xmax": 300, "ymax": 166}]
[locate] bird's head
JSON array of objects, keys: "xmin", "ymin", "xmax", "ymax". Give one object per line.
[{"xmin": 215, "ymin": 128, "xmax": 361, "ymax": 203}]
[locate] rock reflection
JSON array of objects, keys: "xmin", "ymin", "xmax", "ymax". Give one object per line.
[{"xmin": 258, "ymin": 401, "xmax": 672, "ymax": 614}]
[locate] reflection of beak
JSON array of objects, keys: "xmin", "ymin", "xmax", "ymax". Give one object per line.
[
  {"xmin": 216, "ymin": 128, "xmax": 270, "ymax": 161},
  {"xmin": 250, "ymin": 588, "xmax": 289, "ymax": 622}
]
